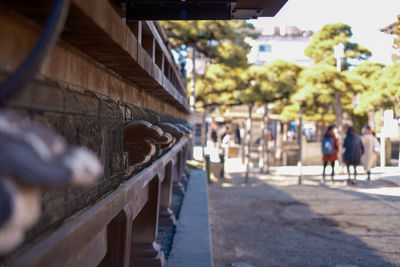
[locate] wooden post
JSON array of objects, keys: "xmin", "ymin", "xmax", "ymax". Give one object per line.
[
  {"xmin": 131, "ymin": 177, "xmax": 165, "ymax": 267},
  {"xmin": 172, "ymin": 152, "xmax": 185, "ymax": 195},
  {"xmin": 179, "ymin": 147, "xmax": 188, "ymax": 182},
  {"xmin": 99, "ymin": 211, "xmax": 130, "ymax": 267},
  {"xmin": 159, "ymin": 162, "xmax": 176, "ymax": 226}
]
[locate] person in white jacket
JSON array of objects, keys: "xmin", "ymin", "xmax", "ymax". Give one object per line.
[{"xmin": 362, "ymin": 126, "xmax": 377, "ymax": 181}]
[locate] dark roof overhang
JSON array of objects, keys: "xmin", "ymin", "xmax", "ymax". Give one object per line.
[{"xmin": 118, "ymin": 0, "xmax": 288, "ymax": 20}]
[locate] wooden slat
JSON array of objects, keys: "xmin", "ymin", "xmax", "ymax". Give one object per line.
[
  {"xmin": 146, "ymin": 22, "xmax": 186, "ymax": 91},
  {"xmin": 11, "ymin": 138, "xmax": 188, "ymax": 266},
  {"xmin": 3, "ymin": 0, "xmax": 190, "ymax": 112}
]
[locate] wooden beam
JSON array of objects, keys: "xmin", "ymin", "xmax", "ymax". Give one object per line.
[
  {"xmin": 11, "ymin": 138, "xmax": 188, "ymax": 266},
  {"xmin": 2, "ymin": 0, "xmax": 190, "ymax": 112}
]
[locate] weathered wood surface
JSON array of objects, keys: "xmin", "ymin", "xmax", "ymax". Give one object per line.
[
  {"xmin": 67, "ymin": 0, "xmax": 189, "ymax": 111},
  {"xmin": 0, "ymin": 2, "xmax": 193, "ymax": 265},
  {"xmin": 10, "ymin": 138, "xmax": 189, "ymax": 267},
  {"xmin": 0, "ymin": 1, "xmax": 189, "ymax": 114},
  {"xmin": 124, "ymin": 120, "xmax": 173, "ymax": 168}
]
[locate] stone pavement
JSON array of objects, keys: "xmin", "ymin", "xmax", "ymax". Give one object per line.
[
  {"xmin": 223, "ymin": 158, "xmax": 400, "ymax": 185},
  {"xmin": 209, "ymin": 159, "xmax": 400, "ymax": 266}
]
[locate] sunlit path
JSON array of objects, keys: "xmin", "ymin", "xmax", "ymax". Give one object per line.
[{"xmin": 209, "ymin": 161, "xmax": 400, "ymax": 266}]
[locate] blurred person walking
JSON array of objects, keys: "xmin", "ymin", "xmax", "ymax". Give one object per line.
[
  {"xmin": 362, "ymin": 126, "xmax": 378, "ymax": 181},
  {"xmin": 343, "ymin": 126, "xmax": 364, "ymax": 184},
  {"xmin": 209, "ymin": 121, "xmax": 218, "ymax": 145},
  {"xmin": 234, "ymin": 124, "xmax": 241, "ymax": 144},
  {"xmin": 321, "ymin": 126, "xmax": 338, "ymax": 182}
]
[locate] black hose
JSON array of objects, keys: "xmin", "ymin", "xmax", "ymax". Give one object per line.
[{"xmin": 0, "ymin": 0, "xmax": 70, "ymax": 106}]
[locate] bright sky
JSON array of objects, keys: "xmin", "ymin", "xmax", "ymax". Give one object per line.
[{"xmin": 250, "ymin": 0, "xmax": 400, "ymax": 64}]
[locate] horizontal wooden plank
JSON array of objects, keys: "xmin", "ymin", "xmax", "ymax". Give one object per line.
[
  {"xmin": 69, "ymin": 0, "xmax": 189, "ymax": 112},
  {"xmin": 11, "ymin": 138, "xmax": 188, "ymax": 266},
  {"xmin": 2, "ymin": 0, "xmax": 190, "ymax": 113},
  {"xmin": 146, "ymin": 22, "xmax": 187, "ymax": 94}
]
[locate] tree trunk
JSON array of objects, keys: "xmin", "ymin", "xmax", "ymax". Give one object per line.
[
  {"xmin": 241, "ymin": 121, "xmax": 246, "ymax": 164},
  {"xmin": 380, "ymin": 108, "xmax": 386, "ymax": 167},
  {"xmin": 367, "ymin": 110, "xmax": 375, "ymax": 130},
  {"xmin": 245, "ymin": 104, "xmax": 253, "ymax": 183},
  {"xmin": 276, "ymin": 121, "xmax": 282, "ymax": 162},
  {"xmin": 298, "ymin": 105, "xmax": 303, "ymax": 184},
  {"xmin": 260, "ymin": 102, "xmax": 269, "ymax": 173},
  {"xmin": 320, "ymin": 114, "xmax": 327, "ymax": 142},
  {"xmin": 336, "ymin": 91, "xmax": 343, "ymax": 165},
  {"xmin": 282, "ymin": 123, "xmax": 288, "ymax": 142},
  {"xmin": 316, "ymin": 121, "xmax": 321, "ymax": 142}
]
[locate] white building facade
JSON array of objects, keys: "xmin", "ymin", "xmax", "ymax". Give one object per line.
[{"xmin": 248, "ymin": 26, "xmax": 313, "ymax": 66}]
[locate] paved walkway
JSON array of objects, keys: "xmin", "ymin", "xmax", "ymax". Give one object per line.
[{"xmin": 209, "ymin": 159, "xmax": 400, "ymax": 266}]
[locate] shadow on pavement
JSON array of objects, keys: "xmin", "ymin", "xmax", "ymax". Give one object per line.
[{"xmin": 209, "ymin": 171, "xmax": 400, "ymax": 267}]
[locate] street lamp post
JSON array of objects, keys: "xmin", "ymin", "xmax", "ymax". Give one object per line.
[{"xmin": 334, "ymin": 43, "xmax": 344, "ymax": 72}]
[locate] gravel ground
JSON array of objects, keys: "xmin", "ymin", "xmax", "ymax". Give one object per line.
[{"xmin": 209, "ymin": 170, "xmax": 400, "ymax": 267}]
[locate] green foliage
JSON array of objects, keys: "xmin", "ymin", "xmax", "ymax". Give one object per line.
[
  {"xmin": 351, "ymin": 61, "xmax": 385, "ymax": 115},
  {"xmin": 353, "ymin": 114, "xmax": 368, "ymax": 134},
  {"xmin": 161, "ymin": 20, "xmax": 258, "ymax": 109},
  {"xmin": 298, "ymin": 64, "xmax": 354, "ymax": 99},
  {"xmin": 195, "ymin": 64, "xmax": 246, "ymax": 106},
  {"xmin": 286, "ymin": 23, "xmax": 373, "ymax": 124},
  {"xmin": 216, "ymin": 42, "xmax": 249, "ymax": 69},
  {"xmin": 305, "ymin": 23, "xmax": 371, "ymax": 69},
  {"xmin": 351, "ymin": 61, "xmax": 385, "ymax": 79},
  {"xmin": 281, "ymin": 64, "xmax": 335, "ymax": 121},
  {"xmin": 352, "ymin": 61, "xmax": 400, "ymax": 115},
  {"xmin": 281, "ymin": 63, "xmax": 363, "ymax": 122},
  {"xmin": 161, "ymin": 20, "xmax": 256, "ymax": 68},
  {"xmin": 374, "ymin": 62, "xmax": 400, "ymax": 108},
  {"xmin": 240, "ymin": 60, "xmax": 302, "ymax": 107}
]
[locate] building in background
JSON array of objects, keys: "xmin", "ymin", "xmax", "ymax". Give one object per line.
[
  {"xmin": 248, "ymin": 25, "xmax": 313, "ymax": 66},
  {"xmin": 380, "ymin": 18, "xmax": 400, "ymax": 61}
]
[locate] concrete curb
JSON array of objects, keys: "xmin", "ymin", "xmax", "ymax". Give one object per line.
[{"xmin": 167, "ymin": 169, "xmax": 213, "ymax": 267}]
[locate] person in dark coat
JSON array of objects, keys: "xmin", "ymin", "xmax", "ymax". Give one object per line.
[
  {"xmin": 234, "ymin": 124, "xmax": 241, "ymax": 144},
  {"xmin": 322, "ymin": 126, "xmax": 338, "ymax": 182},
  {"xmin": 343, "ymin": 126, "xmax": 364, "ymax": 184},
  {"xmin": 210, "ymin": 121, "xmax": 218, "ymax": 144}
]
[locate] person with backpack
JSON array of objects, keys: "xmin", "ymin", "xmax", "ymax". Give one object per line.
[
  {"xmin": 321, "ymin": 126, "xmax": 338, "ymax": 182},
  {"xmin": 343, "ymin": 126, "xmax": 364, "ymax": 185}
]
